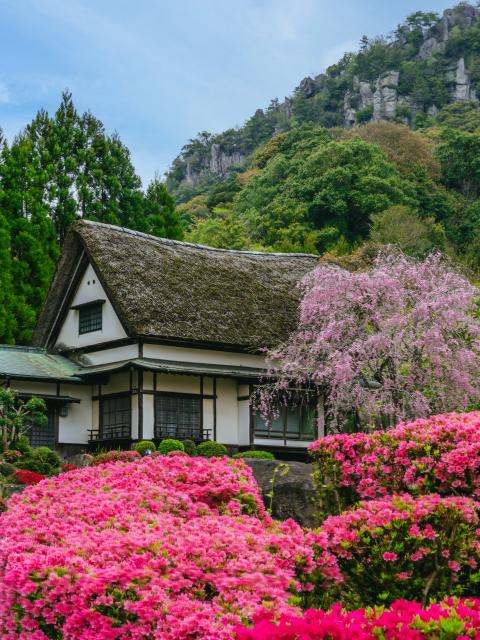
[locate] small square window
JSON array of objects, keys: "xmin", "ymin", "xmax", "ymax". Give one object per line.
[{"xmin": 79, "ymin": 303, "xmax": 103, "ymax": 334}]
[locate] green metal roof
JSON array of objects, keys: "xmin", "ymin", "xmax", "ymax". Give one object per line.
[
  {"xmin": 77, "ymin": 357, "xmax": 265, "ymax": 380},
  {"xmin": 0, "ymin": 347, "xmax": 265, "ymax": 383},
  {"xmin": 0, "ymin": 346, "xmax": 83, "ymax": 382}
]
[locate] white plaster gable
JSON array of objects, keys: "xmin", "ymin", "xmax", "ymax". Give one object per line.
[{"xmin": 55, "ymin": 263, "xmax": 128, "ymax": 349}]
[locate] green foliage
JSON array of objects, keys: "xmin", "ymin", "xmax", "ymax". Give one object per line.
[
  {"xmin": 197, "ymin": 441, "xmax": 228, "ymax": 458},
  {"xmin": 182, "ymin": 439, "xmax": 198, "ymax": 456},
  {"xmin": 0, "ymin": 389, "xmax": 47, "ymax": 452},
  {"xmin": 232, "ymin": 450, "xmax": 275, "ymax": 460},
  {"xmin": 235, "ymin": 134, "xmax": 415, "ymax": 248},
  {"xmin": 0, "ymin": 462, "xmax": 15, "ymax": 477},
  {"xmin": 355, "ymin": 106, "xmax": 373, "ymax": 124},
  {"xmin": 16, "ymin": 446, "xmax": 61, "ymax": 476},
  {"xmin": 437, "ymin": 101, "xmax": 480, "ymax": 132},
  {"xmin": 437, "ymin": 128, "xmax": 480, "ymax": 199},
  {"xmin": 143, "ymin": 176, "xmax": 183, "ymax": 239},
  {"xmin": 158, "ymin": 439, "xmax": 185, "ymax": 454},
  {"xmin": 14, "ymin": 435, "xmax": 32, "ymax": 455},
  {"xmin": 370, "ymin": 205, "xmax": 447, "ymax": 256},
  {"xmin": 32, "ymin": 446, "xmax": 61, "ymax": 468},
  {"xmin": 186, "ymin": 210, "xmax": 250, "ymax": 250},
  {"xmin": 133, "ymin": 440, "xmax": 156, "ymax": 455}
]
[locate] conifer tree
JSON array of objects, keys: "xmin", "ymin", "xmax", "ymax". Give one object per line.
[
  {"xmin": 0, "ymin": 136, "xmax": 59, "ymax": 343},
  {"xmin": 144, "ymin": 175, "xmax": 183, "ymax": 239}
]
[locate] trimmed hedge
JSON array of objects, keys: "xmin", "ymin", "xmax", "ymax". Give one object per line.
[
  {"xmin": 232, "ymin": 450, "xmax": 275, "ymax": 460},
  {"xmin": 158, "ymin": 439, "xmax": 185, "ymax": 454},
  {"xmin": 197, "ymin": 441, "xmax": 228, "ymax": 458}
]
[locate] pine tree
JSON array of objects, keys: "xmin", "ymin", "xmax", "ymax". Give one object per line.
[
  {"xmin": 0, "ymin": 135, "xmax": 59, "ymax": 343},
  {"xmin": 144, "ymin": 175, "xmax": 183, "ymax": 239},
  {"xmin": 0, "ymin": 132, "xmax": 15, "ymax": 343}
]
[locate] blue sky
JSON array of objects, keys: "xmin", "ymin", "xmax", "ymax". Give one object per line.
[{"xmin": 0, "ymin": 0, "xmax": 456, "ymax": 186}]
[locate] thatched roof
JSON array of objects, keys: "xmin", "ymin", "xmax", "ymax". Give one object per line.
[{"xmin": 34, "ymin": 221, "xmax": 318, "ymax": 350}]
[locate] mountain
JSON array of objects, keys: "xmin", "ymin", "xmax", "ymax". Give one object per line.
[{"xmin": 166, "ymin": 4, "xmax": 480, "ymax": 201}]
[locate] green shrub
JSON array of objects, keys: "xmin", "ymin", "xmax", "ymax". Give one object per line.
[
  {"xmin": 232, "ymin": 450, "xmax": 275, "ymax": 460},
  {"xmin": 356, "ymin": 106, "xmax": 373, "ymax": 124},
  {"xmin": 0, "ymin": 462, "xmax": 15, "ymax": 477},
  {"xmin": 158, "ymin": 439, "xmax": 185, "ymax": 455},
  {"xmin": 14, "ymin": 435, "xmax": 31, "ymax": 455},
  {"xmin": 133, "ymin": 440, "xmax": 156, "ymax": 455},
  {"xmin": 15, "ymin": 456, "xmax": 49, "ymax": 475},
  {"xmin": 33, "ymin": 447, "xmax": 61, "ymax": 468},
  {"xmin": 182, "ymin": 439, "xmax": 197, "ymax": 456},
  {"xmin": 197, "ymin": 441, "xmax": 228, "ymax": 458},
  {"xmin": 16, "ymin": 446, "xmax": 61, "ymax": 476}
]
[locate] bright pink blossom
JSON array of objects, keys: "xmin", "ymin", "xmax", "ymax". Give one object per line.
[
  {"xmin": 0, "ymin": 455, "xmax": 339, "ymax": 639},
  {"xmin": 234, "ymin": 598, "xmax": 480, "ymax": 639}
]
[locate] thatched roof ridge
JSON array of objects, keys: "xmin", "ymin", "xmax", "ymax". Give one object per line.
[{"xmin": 34, "ymin": 221, "xmax": 319, "ymax": 350}]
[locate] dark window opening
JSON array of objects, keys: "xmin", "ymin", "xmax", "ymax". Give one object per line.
[
  {"xmin": 100, "ymin": 395, "xmax": 131, "ymax": 440},
  {"xmin": 154, "ymin": 393, "xmax": 201, "ymax": 441},
  {"xmin": 26, "ymin": 408, "xmax": 56, "ymax": 448},
  {"xmin": 254, "ymin": 403, "xmax": 316, "ymax": 441},
  {"xmin": 79, "ymin": 303, "xmax": 103, "ymax": 334}
]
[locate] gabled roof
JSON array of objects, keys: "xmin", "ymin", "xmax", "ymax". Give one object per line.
[
  {"xmin": 34, "ymin": 221, "xmax": 319, "ymax": 350},
  {"xmin": 0, "ymin": 346, "xmax": 83, "ymax": 382}
]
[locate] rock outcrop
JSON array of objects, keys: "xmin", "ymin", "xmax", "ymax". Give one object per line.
[
  {"xmin": 245, "ymin": 458, "xmax": 317, "ymax": 527},
  {"xmin": 168, "ymin": 3, "xmax": 480, "ymax": 194},
  {"xmin": 183, "ymin": 144, "xmax": 246, "ymax": 186},
  {"xmin": 446, "ymin": 57, "xmax": 477, "ymax": 101}
]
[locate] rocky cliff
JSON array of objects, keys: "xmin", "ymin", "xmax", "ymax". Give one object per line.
[{"xmin": 167, "ymin": 3, "xmax": 480, "ymax": 200}]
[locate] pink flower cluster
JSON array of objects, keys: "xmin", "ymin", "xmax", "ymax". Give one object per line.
[
  {"xmin": 235, "ymin": 598, "xmax": 480, "ymax": 639},
  {"xmin": 310, "ymin": 412, "xmax": 480, "ymax": 508},
  {"xmin": 0, "ymin": 455, "xmax": 339, "ymax": 639},
  {"xmin": 320, "ymin": 493, "xmax": 480, "ymax": 605}
]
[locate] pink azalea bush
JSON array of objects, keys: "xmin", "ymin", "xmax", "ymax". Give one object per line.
[
  {"xmin": 234, "ymin": 598, "xmax": 480, "ymax": 639},
  {"xmin": 319, "ymin": 493, "xmax": 480, "ymax": 607},
  {"xmin": 310, "ymin": 412, "xmax": 480, "ymax": 517},
  {"xmin": 0, "ymin": 455, "xmax": 340, "ymax": 639}
]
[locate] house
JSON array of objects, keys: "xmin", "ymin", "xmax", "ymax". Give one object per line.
[{"xmin": 0, "ymin": 220, "xmax": 323, "ymax": 457}]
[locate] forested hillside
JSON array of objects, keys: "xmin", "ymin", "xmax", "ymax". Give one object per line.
[
  {"xmin": 166, "ymin": 3, "xmax": 480, "ymax": 271},
  {"xmin": 0, "ymin": 93, "xmax": 183, "ymax": 344}
]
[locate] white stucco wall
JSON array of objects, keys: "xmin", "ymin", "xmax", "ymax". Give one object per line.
[
  {"xmin": 143, "ymin": 393, "xmax": 155, "ymax": 440},
  {"xmin": 237, "ymin": 400, "xmax": 251, "ymax": 446},
  {"xmin": 12, "ymin": 380, "xmax": 58, "ymax": 395},
  {"xmin": 58, "ymin": 384, "xmax": 92, "ymax": 444},
  {"xmin": 215, "ymin": 378, "xmax": 238, "ymax": 445},
  {"xmin": 143, "ymin": 344, "xmax": 266, "ymax": 368},
  {"xmin": 100, "ymin": 371, "xmax": 130, "ymax": 394},
  {"xmin": 85, "ymin": 345, "xmax": 139, "ymax": 366},
  {"xmin": 56, "ymin": 263, "xmax": 128, "ymax": 349}
]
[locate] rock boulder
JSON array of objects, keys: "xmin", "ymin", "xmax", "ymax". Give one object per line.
[{"xmin": 245, "ymin": 459, "xmax": 317, "ymax": 527}]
